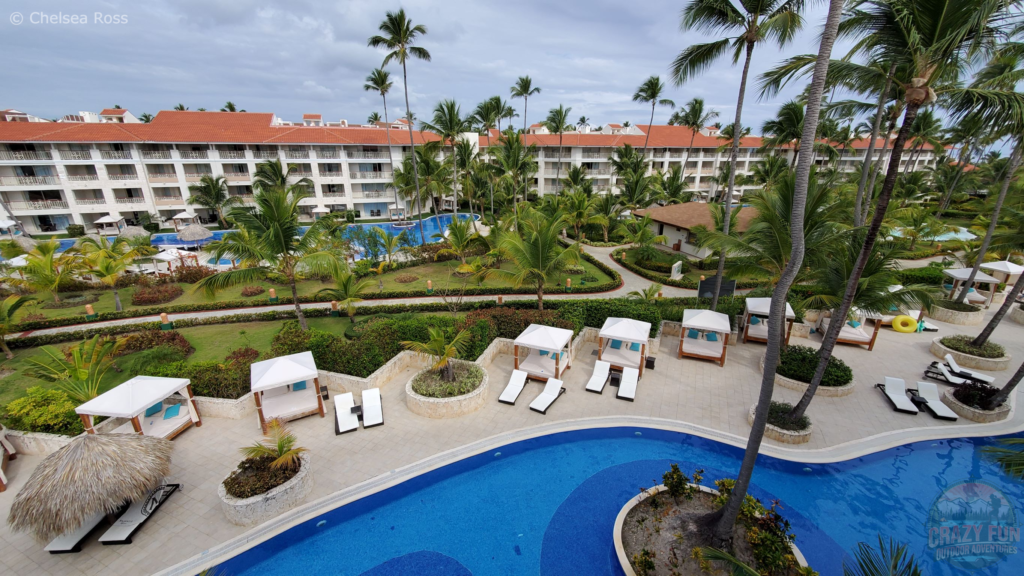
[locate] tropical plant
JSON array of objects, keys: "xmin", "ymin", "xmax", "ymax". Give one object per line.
[
  {"xmin": 618, "ymin": 173, "xmax": 661, "ymax": 211},
  {"xmin": 491, "ymin": 128, "xmax": 539, "ymax": 214},
  {"xmin": 421, "ymin": 99, "xmax": 472, "ymax": 215},
  {"xmin": 633, "ymin": 76, "xmax": 675, "ymax": 152},
  {"xmin": 19, "ymin": 239, "xmax": 82, "ymax": 304},
  {"xmin": 622, "ymin": 215, "xmax": 667, "ymax": 261},
  {"xmin": 220, "ymin": 101, "xmax": 242, "ymax": 112},
  {"xmin": 139, "ymin": 113, "xmax": 153, "ymax": 123},
  {"xmin": 562, "ymin": 190, "xmax": 604, "ymax": 239},
  {"xmin": 545, "ymin": 105, "xmax": 573, "ymax": 189},
  {"xmin": 374, "ymin": 227, "xmax": 403, "ymax": 267},
  {"xmin": 891, "ymin": 207, "xmax": 949, "ymax": 250},
  {"xmin": 0, "ymin": 295, "xmax": 34, "ymax": 359},
  {"xmin": 903, "ymin": 108, "xmax": 945, "ymax": 174},
  {"xmin": 628, "ymin": 283, "xmax": 663, "ymax": 302},
  {"xmin": 577, "ymin": 116, "xmax": 590, "ymax": 129},
  {"xmin": 982, "ymin": 436, "xmax": 1024, "ymax": 480},
  {"xmin": 454, "ymin": 138, "xmax": 480, "ymax": 229},
  {"xmin": 173, "ymin": 103, "xmax": 188, "ymax": 111},
  {"xmin": 187, "ymin": 175, "xmax": 242, "ymax": 228},
  {"xmin": 26, "ymin": 336, "xmax": 121, "ymax": 403},
  {"xmin": 253, "ymin": 159, "xmax": 312, "ymax": 192},
  {"xmin": 968, "ymin": 208, "xmax": 1024, "ymax": 347},
  {"xmin": 364, "ymin": 67, "xmax": 406, "ymax": 236},
  {"xmin": 402, "ymin": 326, "xmax": 473, "ymax": 381},
  {"xmin": 592, "ymin": 193, "xmax": 622, "ymax": 242},
  {"xmin": 670, "ymin": 97, "xmax": 720, "ymax": 173},
  {"xmin": 367, "ymin": 111, "xmax": 382, "ymax": 123},
  {"xmin": 510, "ymin": 76, "xmax": 541, "ymax": 133},
  {"xmin": 843, "ymin": 537, "xmax": 923, "ymax": 576},
  {"xmin": 432, "ymin": 217, "xmax": 481, "ymax": 265},
  {"xmin": 315, "ymin": 269, "xmax": 372, "ymax": 323},
  {"xmin": 653, "ymin": 165, "xmax": 692, "ymax": 203},
  {"xmin": 491, "ymin": 211, "xmax": 581, "ymax": 309},
  {"xmin": 748, "ymin": 155, "xmax": 790, "ymax": 191},
  {"xmin": 610, "ymin": 144, "xmax": 647, "ymax": 179},
  {"xmin": 240, "ymin": 420, "xmax": 306, "ymax": 471}
]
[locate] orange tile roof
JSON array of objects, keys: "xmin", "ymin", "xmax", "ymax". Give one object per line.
[
  {"xmin": 100, "ymin": 109, "xmax": 127, "ymax": 115},
  {"xmin": 302, "ymin": 114, "xmax": 322, "ymax": 120},
  {"xmin": 607, "ymin": 123, "xmax": 622, "ymax": 128}
]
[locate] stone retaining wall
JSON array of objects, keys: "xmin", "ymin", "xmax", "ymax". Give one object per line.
[
  {"xmin": 929, "ymin": 304, "xmax": 986, "ymax": 326},
  {"xmin": 6, "ymin": 415, "xmax": 124, "ymax": 455},
  {"xmin": 748, "ymin": 405, "xmax": 813, "ymax": 444},
  {"xmin": 1010, "ymin": 305, "xmax": 1024, "ymax": 326},
  {"xmin": 219, "ymin": 452, "xmax": 313, "ymax": 527},
  {"xmin": 941, "ymin": 388, "xmax": 1011, "ymax": 423},
  {"xmin": 405, "ymin": 360, "xmax": 490, "ymax": 419},
  {"xmin": 930, "ymin": 337, "xmax": 1012, "ymax": 371},
  {"xmin": 195, "ymin": 395, "xmax": 255, "ymax": 420},
  {"xmin": 758, "ymin": 354, "xmax": 855, "ymax": 398}
]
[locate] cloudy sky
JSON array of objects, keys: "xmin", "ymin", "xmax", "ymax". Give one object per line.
[{"xmin": 2, "ymin": 0, "xmax": 849, "ymax": 132}]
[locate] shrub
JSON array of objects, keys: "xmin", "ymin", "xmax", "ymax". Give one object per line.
[
  {"xmin": 222, "ymin": 455, "xmax": 300, "ymax": 499},
  {"xmin": 558, "ymin": 298, "xmax": 661, "ymax": 337},
  {"xmin": 411, "ymin": 362, "xmax": 484, "ymax": 398},
  {"xmin": 241, "ymin": 285, "xmax": 266, "ymax": 297},
  {"xmin": 747, "ymin": 500, "xmax": 798, "ymax": 574},
  {"xmin": 462, "ymin": 307, "xmax": 574, "ymax": 340},
  {"xmin": 21, "ymin": 312, "xmax": 46, "ymax": 322},
  {"xmin": 395, "ymin": 274, "xmax": 419, "ymax": 284},
  {"xmin": 766, "ymin": 400, "xmax": 811, "ymax": 431},
  {"xmin": 172, "ymin": 265, "xmax": 217, "ymax": 284},
  {"xmin": 581, "ymin": 274, "xmax": 599, "ymax": 283},
  {"xmin": 637, "ymin": 258, "xmax": 688, "ymax": 274},
  {"xmin": 57, "ymin": 277, "xmax": 101, "ymax": 293},
  {"xmin": 952, "ymin": 381, "xmax": 1002, "ymax": 410},
  {"xmin": 933, "ymin": 299, "xmax": 980, "ymax": 312},
  {"xmin": 131, "ymin": 283, "xmax": 184, "ymax": 306},
  {"xmin": 939, "ymin": 335, "xmax": 1006, "ymax": 359},
  {"xmin": 65, "ymin": 224, "xmax": 85, "ymax": 238},
  {"xmin": 148, "ymin": 346, "xmax": 259, "ymax": 400},
  {"xmin": 776, "ymin": 344, "xmax": 853, "ymax": 387},
  {"xmin": 143, "ymin": 222, "xmax": 160, "ymax": 233},
  {"xmin": 662, "ymin": 464, "xmax": 703, "ymax": 502},
  {"xmin": 564, "ymin": 264, "xmax": 586, "ymax": 275},
  {"xmin": 117, "ymin": 330, "xmax": 192, "ymax": 357},
  {"xmin": 897, "ymin": 266, "xmax": 945, "ymax": 286},
  {"xmin": 2, "ymin": 387, "xmax": 84, "ymax": 435}
]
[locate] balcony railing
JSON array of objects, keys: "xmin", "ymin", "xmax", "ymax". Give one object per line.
[
  {"xmin": 142, "ymin": 150, "xmax": 172, "ymax": 160},
  {"xmin": 0, "ymin": 175, "xmax": 61, "ymax": 185},
  {"xmin": 224, "ymin": 172, "xmax": 250, "ymax": 181},
  {"xmin": 179, "ymin": 150, "xmax": 208, "ymax": 160},
  {"xmin": 319, "ymin": 171, "xmax": 344, "ymax": 178},
  {"xmin": 115, "ymin": 197, "xmax": 146, "ymax": 205},
  {"xmin": 347, "ymin": 151, "xmax": 389, "ymax": 159},
  {"xmin": 220, "ymin": 150, "xmax": 246, "ymax": 159},
  {"xmin": 317, "ymin": 150, "xmax": 341, "ymax": 159},
  {"xmin": 100, "ymin": 150, "xmax": 132, "ymax": 160},
  {"xmin": 155, "ymin": 196, "xmax": 184, "ymax": 205},
  {"xmin": 362, "ymin": 191, "xmax": 387, "ymax": 199},
  {"xmin": 254, "ymin": 150, "xmax": 278, "ymax": 159},
  {"xmin": 59, "ymin": 150, "xmax": 93, "ymax": 161},
  {"xmin": 229, "ymin": 194, "xmax": 255, "ymax": 203},
  {"xmin": 588, "ymin": 168, "xmax": 611, "ymax": 175},
  {"xmin": 351, "ymin": 171, "xmax": 389, "ymax": 180},
  {"xmin": 107, "ymin": 173, "xmax": 139, "ymax": 181},
  {"xmin": 66, "ymin": 174, "xmax": 99, "ymax": 181},
  {"xmin": 289, "ymin": 171, "xmax": 313, "ymax": 178},
  {"xmin": 0, "ymin": 150, "xmax": 52, "ymax": 161},
  {"xmin": 582, "ymin": 152, "xmax": 605, "ymax": 159},
  {"xmin": 286, "ymin": 151, "xmax": 309, "ymax": 159},
  {"xmin": 322, "ymin": 192, "xmax": 346, "ymax": 198},
  {"xmin": 545, "ymin": 151, "xmax": 570, "ymax": 159},
  {"xmin": 9, "ymin": 200, "xmax": 68, "ymax": 210},
  {"xmin": 148, "ymin": 174, "xmax": 178, "ymax": 183},
  {"xmin": 184, "ymin": 172, "xmax": 210, "ymax": 182},
  {"xmin": 75, "ymin": 198, "xmax": 107, "ymax": 205}
]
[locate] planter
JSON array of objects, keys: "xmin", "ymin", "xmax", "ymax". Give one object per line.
[
  {"xmin": 405, "ymin": 361, "xmax": 489, "ymax": 419},
  {"xmin": 218, "ymin": 452, "xmax": 313, "ymax": 527},
  {"xmin": 759, "ymin": 354, "xmax": 855, "ymax": 397},
  {"xmin": 928, "ymin": 304, "xmax": 986, "ymax": 326},
  {"xmin": 941, "ymin": 388, "xmax": 1011, "ymax": 423},
  {"xmin": 1010, "ymin": 305, "xmax": 1024, "ymax": 326},
  {"xmin": 930, "ymin": 337, "xmax": 1011, "ymax": 371},
  {"xmin": 749, "ymin": 404, "xmax": 812, "ymax": 444},
  {"xmin": 977, "ymin": 289, "xmax": 1006, "ymax": 305}
]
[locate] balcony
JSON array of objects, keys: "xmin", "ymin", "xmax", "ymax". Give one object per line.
[
  {"xmin": 362, "ymin": 190, "xmax": 387, "ymax": 199},
  {"xmin": 179, "ymin": 150, "xmax": 208, "ymax": 160},
  {"xmin": 184, "ymin": 172, "xmax": 210, "ymax": 182},
  {"xmin": 115, "ymin": 197, "xmax": 147, "ymax": 205},
  {"xmin": 289, "ymin": 171, "xmax": 313, "ymax": 179},
  {"xmin": 100, "ymin": 150, "xmax": 132, "ymax": 160},
  {"xmin": 148, "ymin": 174, "xmax": 179, "ymax": 183},
  {"xmin": 224, "ymin": 172, "xmax": 250, "ymax": 182},
  {"xmin": 254, "ymin": 150, "xmax": 278, "ymax": 160},
  {"xmin": 322, "ymin": 192, "xmax": 346, "ymax": 199},
  {"xmin": 75, "ymin": 197, "xmax": 107, "ymax": 205},
  {"xmin": 59, "ymin": 150, "xmax": 93, "ymax": 161},
  {"xmin": 155, "ymin": 195, "xmax": 184, "ymax": 205},
  {"xmin": 0, "ymin": 150, "xmax": 52, "ymax": 161},
  {"xmin": 582, "ymin": 151, "xmax": 604, "ymax": 159},
  {"xmin": 588, "ymin": 168, "xmax": 611, "ymax": 175},
  {"xmin": 142, "ymin": 150, "xmax": 172, "ymax": 160},
  {"xmin": 317, "ymin": 150, "xmax": 341, "ymax": 159},
  {"xmin": 220, "ymin": 150, "xmax": 246, "ymax": 160},
  {"xmin": 545, "ymin": 151, "xmax": 570, "ymax": 159},
  {"xmin": 9, "ymin": 200, "xmax": 69, "ymax": 210},
  {"xmin": 228, "ymin": 194, "xmax": 255, "ymax": 204},
  {"xmin": 107, "ymin": 173, "xmax": 139, "ymax": 181},
  {"xmin": 285, "ymin": 151, "xmax": 309, "ymax": 159},
  {"xmin": 351, "ymin": 171, "xmax": 389, "ymax": 180},
  {"xmin": 0, "ymin": 175, "xmax": 61, "ymax": 186},
  {"xmin": 319, "ymin": 171, "xmax": 344, "ymax": 179},
  {"xmin": 347, "ymin": 151, "xmax": 389, "ymax": 160}
]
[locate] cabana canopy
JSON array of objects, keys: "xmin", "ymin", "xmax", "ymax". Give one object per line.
[
  {"xmin": 312, "ymin": 207, "xmax": 331, "ymax": 214},
  {"xmin": 513, "ymin": 324, "xmax": 574, "ymax": 381},
  {"xmin": 679, "ymin": 309, "xmax": 731, "ymax": 367},
  {"xmin": 744, "ymin": 297, "xmax": 795, "ymax": 319},
  {"xmin": 514, "ymin": 324, "xmax": 573, "ymax": 351},
  {"xmin": 75, "ymin": 376, "xmax": 201, "ymax": 439},
  {"xmin": 172, "ymin": 211, "xmax": 198, "ymax": 221},
  {"xmin": 681, "ymin": 309, "xmax": 731, "ymax": 333},
  {"xmin": 943, "ymin": 268, "xmax": 999, "ymax": 307},
  {"xmin": 93, "ymin": 215, "xmax": 121, "ymax": 225},
  {"xmin": 250, "ymin": 352, "xmax": 325, "ymax": 432},
  {"xmin": 743, "ymin": 297, "xmax": 796, "ymax": 345},
  {"xmin": 153, "ymin": 248, "xmax": 194, "ymax": 262},
  {"xmin": 250, "ymin": 352, "xmax": 319, "ymax": 393},
  {"xmin": 597, "ymin": 318, "xmax": 651, "ymax": 376},
  {"xmin": 980, "ymin": 261, "xmax": 1024, "ymax": 277},
  {"xmin": 598, "ymin": 317, "xmax": 651, "ymax": 343}
]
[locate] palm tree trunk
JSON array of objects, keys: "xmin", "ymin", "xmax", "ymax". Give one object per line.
[
  {"xmin": 710, "ymin": 40, "xmax": 754, "ymax": 313},
  {"xmin": 523, "ymin": 98, "xmax": 528, "ymax": 134},
  {"xmin": 290, "ymin": 275, "xmax": 308, "ymax": 330},
  {"xmin": 0, "ymin": 338, "xmax": 12, "ymax": 360},
  {"xmin": 937, "ymin": 143, "xmax": 973, "ymax": 217},
  {"xmin": 973, "ymin": 273, "xmax": 1024, "ymax": 347},
  {"xmin": 555, "ymin": 134, "xmax": 563, "ymax": 195},
  {"xmin": 644, "ymin": 104, "xmax": 654, "ymax": 152},
  {"xmin": 537, "ymin": 281, "xmax": 544, "ymax": 311},
  {"xmin": 955, "ymin": 144, "xmax": 1022, "ymax": 304},
  {"xmin": 382, "ymin": 94, "xmax": 401, "ymax": 226},
  {"xmin": 711, "ymin": 0, "xmax": 842, "ymax": 544},
  {"xmin": 789, "ymin": 100, "xmax": 923, "ymax": 421},
  {"xmin": 863, "ymin": 120, "xmax": 895, "ymax": 224},
  {"xmin": 112, "ymin": 287, "xmax": 122, "ymax": 312},
  {"xmin": 982, "ymin": 360, "xmax": 1024, "ymax": 411},
  {"xmin": 854, "ymin": 63, "xmax": 895, "ymax": 228},
  {"xmin": 402, "ymin": 61, "xmax": 427, "ymax": 246},
  {"xmin": 684, "ymin": 133, "xmax": 697, "ymax": 179}
]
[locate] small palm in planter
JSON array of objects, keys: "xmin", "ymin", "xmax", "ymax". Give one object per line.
[
  {"xmin": 223, "ymin": 420, "xmax": 307, "ymax": 499},
  {"xmin": 402, "ymin": 327, "xmax": 472, "ymax": 382}
]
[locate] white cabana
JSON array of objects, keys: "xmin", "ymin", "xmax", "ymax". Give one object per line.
[
  {"xmin": 93, "ymin": 215, "xmax": 125, "ymax": 235},
  {"xmin": 171, "ymin": 212, "xmax": 200, "ymax": 232},
  {"xmin": 679, "ymin": 309, "xmax": 730, "ymax": 367},
  {"xmin": 0, "ymin": 219, "xmax": 17, "ymax": 240},
  {"xmin": 75, "ymin": 376, "xmax": 201, "ymax": 439},
  {"xmin": 312, "ymin": 206, "xmax": 330, "ymax": 220},
  {"xmin": 742, "ymin": 297, "xmax": 796, "ymax": 345},
  {"xmin": 388, "ymin": 203, "xmax": 407, "ymax": 221},
  {"xmin": 250, "ymin": 351, "xmax": 325, "ymax": 433},
  {"xmin": 513, "ymin": 324, "xmax": 574, "ymax": 381},
  {"xmin": 980, "ymin": 261, "xmax": 1023, "ymax": 296},
  {"xmin": 152, "ymin": 247, "xmax": 199, "ymax": 272},
  {"xmin": 597, "ymin": 317, "xmax": 652, "ymax": 377},
  {"xmin": 943, "ymin": 268, "xmax": 999, "ymax": 307}
]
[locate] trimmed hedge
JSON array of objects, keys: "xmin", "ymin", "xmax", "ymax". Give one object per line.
[
  {"xmin": 939, "ymin": 335, "xmax": 1006, "ymax": 359},
  {"xmin": 896, "ymin": 266, "xmax": 945, "ymax": 286},
  {"xmin": 612, "ymin": 248, "xmax": 761, "ymax": 290},
  {"xmin": 933, "ymin": 299, "xmax": 981, "ymax": 313},
  {"xmin": 776, "ymin": 345, "xmax": 854, "ymax": 387}
]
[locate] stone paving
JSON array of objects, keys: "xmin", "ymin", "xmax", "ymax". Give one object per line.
[{"xmin": 2, "ymin": 297, "xmax": 1022, "ymax": 575}]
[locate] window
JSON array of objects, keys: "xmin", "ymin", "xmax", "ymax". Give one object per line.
[{"xmin": 370, "ymin": 209, "xmax": 382, "ymax": 217}]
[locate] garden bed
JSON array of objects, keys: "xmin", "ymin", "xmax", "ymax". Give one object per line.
[
  {"xmin": 942, "ymin": 386, "xmax": 1010, "ymax": 423},
  {"xmin": 219, "ymin": 452, "xmax": 313, "ymax": 527},
  {"xmin": 929, "ymin": 300, "xmax": 985, "ymax": 326},
  {"xmin": 931, "ymin": 336, "xmax": 1011, "ymax": 371},
  {"xmin": 759, "ymin": 352, "xmax": 855, "ymax": 398},
  {"xmin": 405, "ymin": 360, "xmax": 488, "ymax": 419},
  {"xmin": 750, "ymin": 402, "xmax": 813, "ymax": 444}
]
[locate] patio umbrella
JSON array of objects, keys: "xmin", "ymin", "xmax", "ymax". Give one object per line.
[
  {"xmin": 177, "ymin": 224, "xmax": 213, "ymax": 248},
  {"xmin": 7, "ymin": 433, "xmax": 173, "ymax": 541},
  {"xmin": 119, "ymin": 225, "xmax": 150, "ymax": 239}
]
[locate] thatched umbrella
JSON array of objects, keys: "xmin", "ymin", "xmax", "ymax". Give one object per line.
[
  {"xmin": 11, "ymin": 235, "xmax": 36, "ymax": 252},
  {"xmin": 119, "ymin": 225, "xmax": 150, "ymax": 239},
  {"xmin": 177, "ymin": 224, "xmax": 212, "ymax": 249},
  {"xmin": 7, "ymin": 433, "xmax": 173, "ymax": 541}
]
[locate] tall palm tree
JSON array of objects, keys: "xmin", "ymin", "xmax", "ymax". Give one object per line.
[
  {"xmin": 609, "ymin": 144, "xmax": 647, "ymax": 180},
  {"xmin": 510, "ymin": 76, "xmax": 541, "ymax": 133},
  {"xmin": 748, "ymin": 155, "xmax": 790, "ymax": 191},
  {"xmin": 402, "ymin": 327, "xmax": 473, "ymax": 381},
  {"xmin": 198, "ymin": 186, "xmax": 343, "ymax": 330},
  {"xmin": 936, "ymin": 113, "xmax": 987, "ymax": 216},
  {"xmin": 492, "ymin": 211, "xmax": 581, "ymax": 310},
  {"xmin": 472, "ymin": 97, "xmax": 501, "ymax": 216},
  {"xmin": 253, "ymin": 159, "xmax": 312, "ymax": 192},
  {"xmin": 592, "ymin": 193, "xmax": 621, "ymax": 242},
  {"xmin": 672, "ymin": 98, "xmax": 719, "ymax": 175},
  {"xmin": 618, "ymin": 173, "xmax": 661, "ymax": 211},
  {"xmin": 421, "ymin": 99, "xmax": 471, "ymax": 217},
  {"xmin": 454, "ymin": 138, "xmax": 480, "ymax": 230},
  {"xmin": 671, "ymin": 0, "xmax": 807, "ymax": 312},
  {"xmin": 187, "ymin": 175, "xmax": 241, "ymax": 228},
  {"xmin": 364, "ymin": 68, "xmax": 405, "ymax": 235},
  {"xmin": 632, "ymin": 75, "xmax": 676, "ymax": 152},
  {"xmin": 653, "ymin": 165, "xmax": 692, "ymax": 203},
  {"xmin": 560, "ymin": 165, "xmax": 590, "ymax": 194},
  {"xmin": 493, "ymin": 97, "xmax": 518, "ymax": 132},
  {"xmin": 969, "ymin": 208, "xmax": 1024, "ymax": 346},
  {"xmin": 139, "ymin": 113, "xmax": 153, "ymax": 123},
  {"xmin": 367, "ymin": 111, "xmax": 382, "ymax": 123},
  {"xmin": 902, "ymin": 108, "xmax": 944, "ymax": 174},
  {"xmin": 0, "ymin": 295, "xmax": 34, "ymax": 359},
  {"xmin": 220, "ymin": 101, "xmax": 239, "ymax": 112},
  {"xmin": 761, "ymin": 100, "xmax": 806, "ymax": 162},
  {"xmin": 173, "ymin": 103, "xmax": 188, "ymax": 111},
  {"xmin": 492, "ymin": 128, "xmax": 539, "ymax": 215},
  {"xmin": 369, "ymin": 8, "xmax": 431, "ymax": 244},
  {"xmin": 577, "ymin": 116, "xmax": 590, "ymax": 130},
  {"xmin": 315, "ymin": 269, "xmax": 372, "ymax": 323},
  {"xmin": 545, "ymin": 105, "xmax": 573, "ymax": 191}
]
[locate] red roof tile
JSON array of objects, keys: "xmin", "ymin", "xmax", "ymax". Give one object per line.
[
  {"xmin": 302, "ymin": 114, "xmax": 322, "ymax": 120},
  {"xmin": 100, "ymin": 109, "xmax": 127, "ymax": 116}
]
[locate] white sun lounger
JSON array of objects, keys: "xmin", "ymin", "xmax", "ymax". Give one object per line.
[
  {"xmin": 586, "ymin": 361, "xmax": 611, "ymax": 394},
  {"xmin": 99, "ymin": 483, "xmax": 179, "ymax": 545},
  {"xmin": 945, "ymin": 354, "xmax": 995, "ymax": 384},
  {"xmin": 361, "ymin": 388, "xmax": 383, "ymax": 428},
  {"xmin": 874, "ymin": 377, "xmax": 919, "ymax": 414},
  {"xmin": 914, "ymin": 382, "xmax": 959, "ymax": 421},
  {"xmin": 617, "ymin": 367, "xmax": 640, "ymax": 402},
  {"xmin": 499, "ymin": 370, "xmax": 529, "ymax": 405},
  {"xmin": 45, "ymin": 511, "xmax": 106, "ymax": 554},
  {"xmin": 334, "ymin": 393, "xmax": 359, "ymax": 435},
  {"xmin": 529, "ymin": 378, "xmax": 566, "ymax": 414}
]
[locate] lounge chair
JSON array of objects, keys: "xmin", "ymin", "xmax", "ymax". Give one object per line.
[
  {"xmin": 912, "ymin": 382, "xmax": 958, "ymax": 421},
  {"xmin": 334, "ymin": 393, "xmax": 359, "ymax": 435},
  {"xmin": 45, "ymin": 511, "xmax": 106, "ymax": 554},
  {"xmin": 361, "ymin": 388, "xmax": 383, "ymax": 428},
  {"xmin": 874, "ymin": 377, "xmax": 919, "ymax": 414},
  {"xmin": 617, "ymin": 367, "xmax": 640, "ymax": 402},
  {"xmin": 99, "ymin": 483, "xmax": 179, "ymax": 545},
  {"xmin": 944, "ymin": 354, "xmax": 995, "ymax": 384},
  {"xmin": 924, "ymin": 362, "xmax": 971, "ymax": 386},
  {"xmin": 529, "ymin": 378, "xmax": 566, "ymax": 414},
  {"xmin": 499, "ymin": 370, "xmax": 529, "ymax": 405},
  {"xmin": 586, "ymin": 361, "xmax": 611, "ymax": 394}
]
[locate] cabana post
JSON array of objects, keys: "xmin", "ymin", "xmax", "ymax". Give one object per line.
[
  {"xmin": 742, "ymin": 297, "xmax": 795, "ymax": 345},
  {"xmin": 678, "ymin": 309, "xmax": 730, "ymax": 366},
  {"xmin": 74, "ymin": 376, "xmax": 200, "ymax": 440},
  {"xmin": 250, "ymin": 351, "xmax": 325, "ymax": 433},
  {"xmin": 597, "ymin": 317, "xmax": 652, "ymax": 377},
  {"xmin": 942, "ymin": 268, "xmax": 999, "ymax": 308},
  {"xmin": 513, "ymin": 324, "xmax": 574, "ymax": 382}
]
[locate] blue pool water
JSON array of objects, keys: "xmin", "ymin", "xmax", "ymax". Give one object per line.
[{"xmin": 216, "ymin": 427, "xmax": 1023, "ymax": 576}]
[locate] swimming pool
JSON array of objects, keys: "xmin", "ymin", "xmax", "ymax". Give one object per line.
[{"xmin": 215, "ymin": 427, "xmax": 1023, "ymax": 576}]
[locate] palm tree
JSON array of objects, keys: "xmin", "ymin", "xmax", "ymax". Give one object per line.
[
  {"xmin": 761, "ymin": 100, "xmax": 806, "ymax": 162},
  {"xmin": 492, "ymin": 128, "xmax": 539, "ymax": 215},
  {"xmin": 454, "ymin": 139, "xmax": 480, "ymax": 229},
  {"xmin": 241, "ymin": 420, "xmax": 306, "ymax": 471},
  {"xmin": 173, "ymin": 103, "xmax": 188, "ymax": 111},
  {"xmin": 364, "ymin": 68, "xmax": 406, "ymax": 238},
  {"xmin": 139, "ymin": 113, "xmax": 153, "ymax": 123},
  {"xmin": 562, "ymin": 191, "xmax": 603, "ymax": 239},
  {"xmin": 85, "ymin": 255, "xmax": 131, "ymax": 312},
  {"xmin": 510, "ymin": 76, "xmax": 541, "ymax": 133},
  {"xmin": 0, "ymin": 295, "xmax": 34, "ymax": 359},
  {"xmin": 374, "ymin": 227, "xmax": 403, "ymax": 267},
  {"xmin": 892, "ymin": 206, "xmax": 948, "ymax": 250},
  {"xmin": 187, "ymin": 175, "xmax": 241, "ymax": 228},
  {"xmin": 671, "ymin": 0, "xmax": 807, "ymax": 312},
  {"xmin": 843, "ymin": 537, "xmax": 924, "ymax": 576},
  {"xmin": 609, "ymin": 144, "xmax": 647, "ymax": 181},
  {"xmin": 653, "ymin": 165, "xmax": 692, "ymax": 203},
  {"xmin": 20, "ymin": 239, "xmax": 81, "ymax": 304},
  {"xmin": 253, "ymin": 159, "xmax": 312, "ymax": 192},
  {"xmin": 492, "ymin": 211, "xmax": 581, "ymax": 310},
  {"xmin": 982, "ymin": 436, "xmax": 1024, "ymax": 479},
  {"xmin": 421, "ymin": 99, "xmax": 471, "ymax": 218},
  {"xmin": 592, "ymin": 193, "xmax": 621, "ymax": 242},
  {"xmin": 545, "ymin": 105, "xmax": 573, "ymax": 190},
  {"xmin": 632, "ymin": 76, "xmax": 675, "ymax": 153},
  {"xmin": 621, "ymin": 215, "xmax": 667, "ymax": 260},
  {"xmin": 402, "ymin": 327, "xmax": 473, "ymax": 381},
  {"xmin": 748, "ymin": 155, "xmax": 790, "ymax": 191},
  {"xmin": 198, "ymin": 186, "xmax": 343, "ymax": 330},
  {"xmin": 903, "ymin": 108, "xmax": 944, "ymax": 174},
  {"xmin": 672, "ymin": 98, "xmax": 719, "ymax": 175},
  {"xmin": 315, "ymin": 269, "xmax": 372, "ymax": 323},
  {"xmin": 369, "ymin": 8, "xmax": 431, "ymax": 244},
  {"xmin": 433, "ymin": 216, "xmax": 480, "ymax": 265},
  {"xmin": 618, "ymin": 173, "xmax": 661, "ymax": 211},
  {"xmin": 936, "ymin": 113, "xmax": 987, "ymax": 216},
  {"xmin": 493, "ymin": 97, "xmax": 518, "ymax": 132},
  {"xmin": 472, "ymin": 97, "xmax": 501, "ymax": 216},
  {"xmin": 628, "ymin": 283, "xmax": 662, "ymax": 302},
  {"xmin": 220, "ymin": 101, "xmax": 239, "ymax": 112},
  {"xmin": 367, "ymin": 111, "xmax": 382, "ymax": 123},
  {"xmin": 27, "ymin": 336, "xmax": 120, "ymax": 403},
  {"xmin": 395, "ymin": 141, "xmax": 451, "ymax": 215},
  {"xmin": 968, "ymin": 208, "xmax": 1024, "ymax": 347},
  {"xmin": 577, "ymin": 116, "xmax": 590, "ymax": 130}
]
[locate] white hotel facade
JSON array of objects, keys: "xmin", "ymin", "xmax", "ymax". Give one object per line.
[{"xmin": 0, "ymin": 108, "xmax": 942, "ymax": 235}]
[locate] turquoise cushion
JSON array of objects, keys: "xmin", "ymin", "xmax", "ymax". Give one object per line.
[
  {"xmin": 539, "ymin": 350, "xmax": 549, "ymax": 357},
  {"xmin": 162, "ymin": 403, "xmax": 181, "ymax": 420},
  {"xmin": 686, "ymin": 329, "xmax": 699, "ymax": 339},
  {"xmin": 292, "ymin": 380, "xmax": 307, "ymax": 391},
  {"xmin": 890, "ymin": 305, "xmax": 899, "ymax": 312},
  {"xmin": 559, "ymin": 351, "xmax": 566, "ymax": 360},
  {"xmin": 144, "ymin": 402, "xmax": 162, "ymax": 418},
  {"xmin": 750, "ymin": 316, "xmax": 761, "ymax": 325},
  {"xmin": 610, "ymin": 339, "xmax": 623, "ymax": 350},
  {"xmin": 968, "ymin": 287, "xmax": 976, "ymax": 293},
  {"xmin": 706, "ymin": 332, "xmax": 718, "ymax": 342},
  {"xmin": 630, "ymin": 342, "xmax": 641, "ymax": 352},
  {"xmin": 847, "ymin": 320, "xmax": 861, "ymax": 329},
  {"xmin": 943, "ymin": 284, "xmax": 954, "ymax": 290}
]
